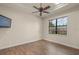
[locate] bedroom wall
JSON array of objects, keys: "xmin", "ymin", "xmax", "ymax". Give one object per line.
[
  {"xmin": 43, "ymin": 10, "xmax": 79, "ymax": 49},
  {"xmin": 0, "ymin": 6, "xmax": 42, "ymax": 49}
]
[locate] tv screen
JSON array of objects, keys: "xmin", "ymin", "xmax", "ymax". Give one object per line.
[{"xmin": 0, "ymin": 15, "xmax": 11, "ymax": 28}]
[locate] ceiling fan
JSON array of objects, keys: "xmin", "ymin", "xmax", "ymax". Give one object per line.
[{"xmin": 32, "ymin": 3, "xmax": 50, "ymax": 16}]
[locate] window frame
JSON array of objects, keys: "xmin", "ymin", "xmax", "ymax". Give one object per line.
[{"xmin": 49, "ymin": 16, "xmax": 68, "ymax": 35}]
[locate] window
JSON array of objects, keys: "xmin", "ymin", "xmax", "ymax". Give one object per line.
[{"xmin": 49, "ymin": 16, "xmax": 68, "ymax": 35}]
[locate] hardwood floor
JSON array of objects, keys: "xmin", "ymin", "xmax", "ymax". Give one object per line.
[{"xmin": 0, "ymin": 40, "xmax": 79, "ymax": 55}]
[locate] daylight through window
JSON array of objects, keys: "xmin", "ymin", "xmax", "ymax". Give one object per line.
[{"xmin": 49, "ymin": 16, "xmax": 68, "ymax": 35}]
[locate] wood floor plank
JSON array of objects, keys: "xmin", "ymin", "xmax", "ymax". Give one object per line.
[{"xmin": 0, "ymin": 40, "xmax": 79, "ymax": 55}]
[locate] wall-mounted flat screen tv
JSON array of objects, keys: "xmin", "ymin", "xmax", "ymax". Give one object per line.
[{"xmin": 0, "ymin": 15, "xmax": 11, "ymax": 28}]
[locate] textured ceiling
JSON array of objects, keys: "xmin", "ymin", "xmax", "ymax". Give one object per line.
[{"xmin": 0, "ymin": 3, "xmax": 79, "ymax": 18}]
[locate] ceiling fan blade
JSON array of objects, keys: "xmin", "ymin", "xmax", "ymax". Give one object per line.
[
  {"xmin": 33, "ymin": 6, "xmax": 38, "ymax": 9},
  {"xmin": 43, "ymin": 11, "xmax": 49, "ymax": 14},
  {"xmin": 40, "ymin": 12, "xmax": 42, "ymax": 16},
  {"xmin": 32, "ymin": 11, "xmax": 39, "ymax": 13},
  {"xmin": 43, "ymin": 6, "xmax": 50, "ymax": 10}
]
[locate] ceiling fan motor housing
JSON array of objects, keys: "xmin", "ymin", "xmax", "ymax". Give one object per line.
[{"xmin": 39, "ymin": 7, "xmax": 43, "ymax": 12}]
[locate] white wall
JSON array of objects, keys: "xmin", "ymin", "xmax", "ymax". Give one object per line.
[
  {"xmin": 43, "ymin": 10, "xmax": 79, "ymax": 49},
  {"xmin": 0, "ymin": 6, "xmax": 42, "ymax": 49}
]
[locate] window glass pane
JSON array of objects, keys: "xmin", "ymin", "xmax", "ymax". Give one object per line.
[
  {"xmin": 52, "ymin": 19, "xmax": 56, "ymax": 26},
  {"xmin": 57, "ymin": 17, "xmax": 68, "ymax": 26},
  {"xmin": 57, "ymin": 16, "xmax": 68, "ymax": 35},
  {"xmin": 49, "ymin": 19, "xmax": 56, "ymax": 27}
]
